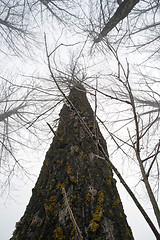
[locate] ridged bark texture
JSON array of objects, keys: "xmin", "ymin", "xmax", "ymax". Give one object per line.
[{"xmin": 11, "ymin": 84, "xmax": 134, "ymax": 240}]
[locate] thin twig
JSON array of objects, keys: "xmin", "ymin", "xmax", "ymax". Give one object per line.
[{"xmin": 62, "ymin": 188, "xmax": 83, "ymax": 240}]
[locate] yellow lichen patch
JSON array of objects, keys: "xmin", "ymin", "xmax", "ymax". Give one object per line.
[
  {"xmin": 59, "ymin": 133, "xmax": 65, "ymax": 142},
  {"xmin": 29, "ymin": 220, "xmax": 34, "ymax": 228},
  {"xmin": 53, "ymin": 227, "xmax": 65, "ymax": 240},
  {"xmin": 56, "ymin": 160, "xmax": 61, "ymax": 164},
  {"xmin": 105, "ymin": 160, "xmax": 110, "ymax": 166},
  {"xmin": 125, "ymin": 225, "xmax": 133, "ymax": 239},
  {"xmin": 52, "ymin": 179, "xmax": 55, "ymax": 183},
  {"xmin": 79, "ymin": 152, "xmax": 83, "ymax": 157},
  {"xmin": 97, "ymin": 191, "xmax": 104, "ymax": 204},
  {"xmin": 57, "ymin": 183, "xmax": 65, "ymax": 190},
  {"xmin": 49, "ymin": 196, "xmax": 56, "ymax": 202},
  {"xmin": 69, "ymin": 223, "xmax": 72, "ymax": 229},
  {"xmin": 44, "ymin": 203, "xmax": 48, "ymax": 212},
  {"xmin": 108, "ymin": 209, "xmax": 113, "ymax": 215},
  {"xmin": 67, "ymin": 165, "xmax": 73, "ymax": 174},
  {"xmin": 83, "ymin": 153, "xmax": 87, "ymax": 159},
  {"xmin": 106, "ymin": 179, "xmax": 112, "ymax": 185},
  {"xmin": 113, "ymin": 197, "xmax": 120, "ymax": 207},
  {"xmin": 70, "ymin": 194, "xmax": 77, "ymax": 199},
  {"xmin": 92, "ymin": 205, "xmax": 104, "ymax": 222},
  {"xmin": 85, "ymin": 193, "xmax": 92, "ymax": 202},
  {"xmin": 88, "ymin": 221, "xmax": 99, "ymax": 232},
  {"xmin": 88, "ymin": 125, "xmax": 95, "ymax": 134},
  {"xmin": 71, "ymin": 227, "xmax": 76, "ymax": 235},
  {"xmin": 69, "ymin": 176, "xmax": 78, "ymax": 183},
  {"xmin": 74, "ymin": 145, "xmax": 79, "ymax": 152},
  {"xmin": 48, "ymin": 202, "xmax": 56, "ymax": 212},
  {"xmin": 120, "ymin": 213, "xmax": 123, "ymax": 218},
  {"xmin": 105, "ymin": 169, "xmax": 112, "ymax": 177}
]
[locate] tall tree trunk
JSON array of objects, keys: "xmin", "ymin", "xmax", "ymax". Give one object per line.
[{"xmin": 11, "ymin": 84, "xmax": 134, "ymax": 240}]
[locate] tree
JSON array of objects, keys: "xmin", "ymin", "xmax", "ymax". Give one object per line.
[
  {"xmin": 94, "ymin": 0, "xmax": 140, "ymax": 43},
  {"xmin": 100, "ymin": 44, "xmax": 160, "ymax": 229},
  {"xmin": 11, "ymin": 84, "xmax": 134, "ymax": 240},
  {"xmin": 0, "ymin": 75, "xmax": 63, "ymax": 195},
  {"xmin": 82, "ymin": 43, "xmax": 160, "ymax": 235},
  {"xmin": 0, "ymin": 77, "xmax": 34, "ymax": 194},
  {"xmin": 0, "ymin": 0, "xmax": 160, "ymax": 239}
]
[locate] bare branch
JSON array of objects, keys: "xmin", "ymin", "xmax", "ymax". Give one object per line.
[{"xmin": 94, "ymin": 0, "xmax": 139, "ymax": 43}]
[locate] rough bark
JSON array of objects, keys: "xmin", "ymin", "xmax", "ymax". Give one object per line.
[
  {"xmin": 11, "ymin": 84, "xmax": 134, "ymax": 240},
  {"xmin": 94, "ymin": 0, "xmax": 139, "ymax": 43}
]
